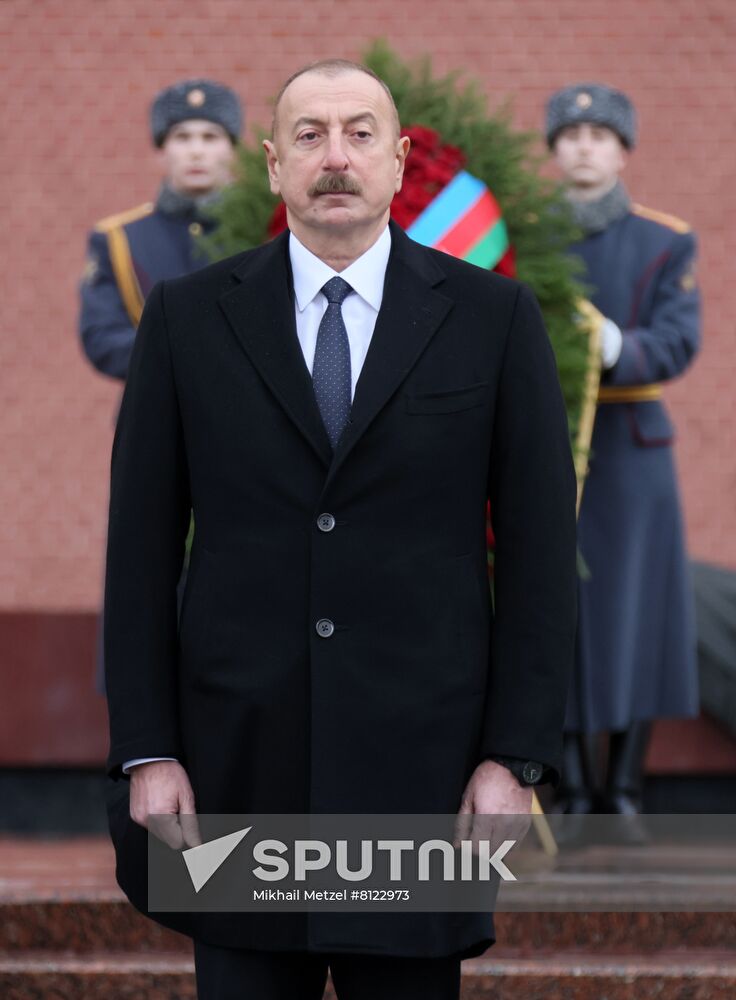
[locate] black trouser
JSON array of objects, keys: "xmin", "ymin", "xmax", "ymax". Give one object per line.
[{"xmin": 194, "ymin": 941, "xmax": 462, "ymax": 1000}]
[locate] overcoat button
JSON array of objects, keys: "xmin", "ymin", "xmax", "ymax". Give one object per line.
[
  {"xmin": 317, "ymin": 513, "xmax": 336, "ymax": 532},
  {"xmin": 316, "ymin": 618, "xmax": 334, "ymax": 638}
]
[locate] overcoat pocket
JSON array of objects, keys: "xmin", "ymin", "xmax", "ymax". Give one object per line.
[
  {"xmin": 627, "ymin": 400, "xmax": 675, "ymax": 447},
  {"xmin": 405, "ymin": 381, "xmax": 489, "ymax": 414}
]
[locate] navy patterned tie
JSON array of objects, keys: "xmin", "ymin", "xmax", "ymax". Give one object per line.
[{"xmin": 312, "ymin": 276, "xmax": 353, "ymax": 449}]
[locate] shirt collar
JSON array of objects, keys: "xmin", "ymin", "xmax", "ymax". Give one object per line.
[{"xmin": 289, "ymin": 224, "xmax": 391, "ymax": 313}]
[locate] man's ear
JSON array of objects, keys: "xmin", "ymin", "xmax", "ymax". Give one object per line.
[
  {"xmin": 395, "ymin": 135, "xmax": 411, "ymax": 191},
  {"xmin": 262, "ymin": 139, "xmax": 281, "ymax": 196}
]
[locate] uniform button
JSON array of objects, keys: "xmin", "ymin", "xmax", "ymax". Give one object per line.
[
  {"xmin": 522, "ymin": 761, "xmax": 543, "ymax": 785},
  {"xmin": 317, "ymin": 513, "xmax": 336, "ymax": 532},
  {"xmin": 315, "ymin": 618, "xmax": 334, "ymax": 638},
  {"xmin": 189, "ymin": 222, "xmax": 203, "ymax": 237}
]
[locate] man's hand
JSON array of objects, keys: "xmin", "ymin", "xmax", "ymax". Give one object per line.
[
  {"xmin": 453, "ymin": 760, "xmax": 533, "ymax": 852},
  {"xmin": 129, "ymin": 760, "xmax": 202, "ymax": 850}
]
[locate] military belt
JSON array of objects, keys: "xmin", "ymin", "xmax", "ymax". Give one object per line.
[{"xmin": 597, "ymin": 384, "xmax": 663, "ymax": 404}]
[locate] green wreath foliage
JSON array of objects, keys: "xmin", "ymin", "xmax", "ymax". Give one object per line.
[{"xmin": 203, "ymin": 41, "xmax": 591, "ymax": 447}]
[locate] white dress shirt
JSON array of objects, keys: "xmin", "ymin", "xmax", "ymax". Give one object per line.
[
  {"xmin": 289, "ymin": 223, "xmax": 391, "ymax": 398},
  {"xmin": 122, "ymin": 224, "xmax": 392, "ymax": 775}
]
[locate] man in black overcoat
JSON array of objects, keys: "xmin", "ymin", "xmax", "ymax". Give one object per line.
[{"xmin": 104, "ymin": 58, "xmax": 578, "ymax": 1000}]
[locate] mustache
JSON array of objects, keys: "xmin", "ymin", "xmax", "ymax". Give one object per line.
[{"xmin": 308, "ymin": 173, "xmax": 362, "ymax": 197}]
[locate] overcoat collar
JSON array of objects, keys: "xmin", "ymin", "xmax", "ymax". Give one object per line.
[{"xmin": 218, "ymin": 218, "xmax": 453, "ymax": 481}]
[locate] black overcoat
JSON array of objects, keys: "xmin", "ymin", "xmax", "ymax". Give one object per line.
[{"xmin": 104, "ymin": 220, "xmax": 577, "ymax": 959}]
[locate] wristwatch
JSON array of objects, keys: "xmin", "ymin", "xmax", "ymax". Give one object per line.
[{"xmin": 486, "ymin": 755, "xmax": 547, "ymax": 787}]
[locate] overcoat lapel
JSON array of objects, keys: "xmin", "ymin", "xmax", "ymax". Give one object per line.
[
  {"xmin": 324, "ymin": 222, "xmax": 453, "ymax": 490},
  {"xmin": 218, "ymin": 221, "xmax": 453, "ymax": 484},
  {"xmin": 218, "ymin": 231, "xmax": 333, "ymax": 467}
]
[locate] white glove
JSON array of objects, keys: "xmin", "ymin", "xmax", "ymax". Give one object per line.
[{"xmin": 600, "ymin": 318, "xmax": 623, "ymax": 370}]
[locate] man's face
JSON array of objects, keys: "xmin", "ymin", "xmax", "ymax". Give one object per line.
[
  {"xmin": 552, "ymin": 122, "xmax": 626, "ymax": 190},
  {"xmin": 263, "ymin": 70, "xmax": 410, "ymax": 239},
  {"xmin": 159, "ymin": 120, "xmax": 235, "ymax": 196}
]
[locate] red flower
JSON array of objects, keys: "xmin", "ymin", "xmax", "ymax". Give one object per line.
[
  {"xmin": 402, "ymin": 125, "xmax": 439, "ymax": 154},
  {"xmin": 267, "ymin": 201, "xmax": 288, "ymax": 238},
  {"xmin": 391, "ymin": 126, "xmax": 466, "ymax": 228},
  {"xmin": 494, "ymin": 245, "xmax": 516, "ymax": 278}
]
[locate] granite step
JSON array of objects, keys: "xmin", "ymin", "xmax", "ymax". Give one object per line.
[
  {"xmin": 461, "ymin": 951, "xmax": 736, "ymax": 999},
  {"xmin": 2, "ymin": 837, "xmax": 736, "ymax": 956},
  {"xmin": 0, "ymin": 951, "xmax": 196, "ymax": 1000},
  {"xmin": 2, "ymin": 834, "xmax": 735, "ymax": 1000},
  {"xmin": 1, "ymin": 950, "xmax": 736, "ymax": 1000},
  {"xmin": 3, "ymin": 897, "xmax": 736, "ymax": 955}
]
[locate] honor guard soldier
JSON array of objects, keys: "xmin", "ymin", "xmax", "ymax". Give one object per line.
[
  {"xmin": 80, "ymin": 79, "xmax": 242, "ymax": 691},
  {"xmin": 79, "ymin": 78, "xmax": 243, "ymax": 380},
  {"xmin": 546, "ymin": 83, "xmax": 701, "ymax": 817}
]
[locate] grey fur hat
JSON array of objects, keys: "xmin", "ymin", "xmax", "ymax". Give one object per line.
[
  {"xmin": 150, "ymin": 79, "xmax": 243, "ymax": 146},
  {"xmin": 545, "ymin": 83, "xmax": 636, "ymax": 149}
]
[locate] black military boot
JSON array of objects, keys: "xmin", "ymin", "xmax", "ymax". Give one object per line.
[
  {"xmin": 551, "ymin": 733, "xmax": 598, "ymax": 848},
  {"xmin": 601, "ymin": 721, "xmax": 652, "ymax": 843},
  {"xmin": 553, "ymin": 732, "xmax": 597, "ymax": 814}
]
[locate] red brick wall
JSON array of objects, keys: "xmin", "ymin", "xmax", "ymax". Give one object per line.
[{"xmin": 2, "ymin": 0, "xmax": 734, "ymax": 611}]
